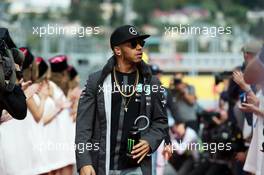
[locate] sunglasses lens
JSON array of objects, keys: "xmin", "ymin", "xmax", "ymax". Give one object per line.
[
  {"xmin": 130, "ymin": 40, "xmax": 138, "ymax": 48},
  {"xmin": 139, "ymin": 40, "xmax": 145, "ymax": 47},
  {"xmin": 130, "ymin": 40, "xmax": 145, "ymax": 48}
]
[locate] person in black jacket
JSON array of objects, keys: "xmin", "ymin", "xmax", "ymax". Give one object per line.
[
  {"xmin": 0, "ymin": 28, "xmax": 28, "ymax": 120},
  {"xmin": 75, "ymin": 25, "xmax": 168, "ymax": 175},
  {"xmin": 0, "ymin": 85, "xmax": 27, "ymax": 120}
]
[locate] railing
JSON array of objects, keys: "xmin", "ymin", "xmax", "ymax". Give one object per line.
[{"xmin": 149, "ymin": 53, "xmax": 244, "ymax": 72}]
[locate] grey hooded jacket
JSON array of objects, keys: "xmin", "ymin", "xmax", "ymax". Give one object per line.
[{"xmin": 75, "ymin": 56, "xmax": 168, "ymax": 175}]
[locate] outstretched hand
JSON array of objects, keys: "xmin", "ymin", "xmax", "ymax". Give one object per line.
[
  {"xmin": 20, "ymin": 79, "xmax": 32, "ymax": 91},
  {"xmin": 232, "ymin": 71, "xmax": 247, "ymax": 89}
]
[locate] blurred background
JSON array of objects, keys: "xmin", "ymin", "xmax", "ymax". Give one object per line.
[{"xmin": 1, "ymin": 0, "xmax": 264, "ymax": 109}]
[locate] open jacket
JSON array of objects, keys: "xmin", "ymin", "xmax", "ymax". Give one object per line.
[
  {"xmin": 0, "ymin": 85, "xmax": 27, "ymax": 120},
  {"xmin": 75, "ymin": 56, "xmax": 168, "ymax": 175}
]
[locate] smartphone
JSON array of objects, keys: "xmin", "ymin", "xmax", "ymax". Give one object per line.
[{"xmin": 239, "ymin": 92, "xmax": 247, "ymax": 103}]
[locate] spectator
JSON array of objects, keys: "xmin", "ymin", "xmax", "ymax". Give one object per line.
[
  {"xmin": 166, "ymin": 120, "xmax": 199, "ymax": 175},
  {"xmin": 242, "ymin": 44, "xmax": 264, "ymax": 175},
  {"xmin": 169, "ymin": 73, "xmax": 198, "ymax": 132}
]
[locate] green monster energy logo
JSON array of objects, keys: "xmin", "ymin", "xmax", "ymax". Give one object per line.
[{"xmin": 127, "ymin": 139, "xmax": 135, "ymax": 153}]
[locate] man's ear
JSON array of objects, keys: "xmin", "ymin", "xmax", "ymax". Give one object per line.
[{"xmin": 114, "ymin": 46, "xmax": 121, "ymax": 56}]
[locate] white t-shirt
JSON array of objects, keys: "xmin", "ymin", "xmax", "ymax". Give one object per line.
[
  {"xmin": 171, "ymin": 127, "xmax": 198, "ymax": 156},
  {"xmin": 244, "ymin": 90, "xmax": 264, "ymax": 175},
  {"xmin": 155, "ymin": 127, "xmax": 198, "ymax": 175}
]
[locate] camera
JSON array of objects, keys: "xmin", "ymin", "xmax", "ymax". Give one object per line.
[
  {"xmin": 0, "ymin": 28, "xmax": 23, "ymax": 92},
  {"xmin": 197, "ymin": 109, "xmax": 246, "ymax": 158},
  {"xmin": 197, "ymin": 110, "xmax": 220, "ymax": 128},
  {"xmin": 173, "ymin": 78, "xmax": 182, "ymax": 85}
]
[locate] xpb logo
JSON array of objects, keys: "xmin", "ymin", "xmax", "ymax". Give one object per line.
[{"xmin": 127, "ymin": 139, "xmax": 135, "ymax": 153}]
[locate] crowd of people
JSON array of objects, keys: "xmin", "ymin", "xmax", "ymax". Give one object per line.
[
  {"xmin": 0, "ymin": 45, "xmax": 81, "ymax": 175},
  {"xmin": 1, "ymin": 25, "xmax": 264, "ymax": 175},
  {"xmin": 151, "ymin": 40, "xmax": 264, "ymax": 175}
]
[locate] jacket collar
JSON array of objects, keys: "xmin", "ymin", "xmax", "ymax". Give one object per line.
[{"xmin": 97, "ymin": 55, "xmax": 152, "ymax": 85}]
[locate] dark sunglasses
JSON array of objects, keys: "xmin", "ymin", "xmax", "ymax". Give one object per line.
[{"xmin": 129, "ymin": 39, "xmax": 145, "ymax": 49}]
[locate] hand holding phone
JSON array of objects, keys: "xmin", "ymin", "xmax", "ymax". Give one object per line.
[{"xmin": 239, "ymin": 92, "xmax": 247, "ymax": 103}]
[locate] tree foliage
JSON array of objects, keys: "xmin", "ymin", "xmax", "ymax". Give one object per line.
[
  {"xmin": 133, "ymin": 0, "xmax": 264, "ymax": 26},
  {"xmin": 68, "ymin": 0, "xmax": 103, "ymax": 26}
]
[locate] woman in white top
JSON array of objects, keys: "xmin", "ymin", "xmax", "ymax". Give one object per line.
[
  {"xmin": 241, "ymin": 89, "xmax": 264, "ymax": 175},
  {"xmin": 0, "ymin": 50, "xmax": 49, "ymax": 175},
  {"xmin": 48, "ymin": 55, "xmax": 76, "ymax": 175},
  {"xmin": 34, "ymin": 57, "xmax": 74, "ymax": 174},
  {"xmin": 0, "ymin": 110, "xmax": 36, "ymax": 175},
  {"xmin": 233, "ymin": 56, "xmax": 264, "ymax": 175}
]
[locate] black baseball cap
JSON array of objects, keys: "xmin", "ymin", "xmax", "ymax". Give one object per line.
[{"xmin": 110, "ymin": 25, "xmax": 150, "ymax": 49}]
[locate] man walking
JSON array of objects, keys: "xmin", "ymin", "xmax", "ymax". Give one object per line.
[{"xmin": 75, "ymin": 25, "xmax": 168, "ymax": 175}]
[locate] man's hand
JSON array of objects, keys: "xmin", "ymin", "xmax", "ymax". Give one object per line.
[
  {"xmin": 162, "ymin": 145, "xmax": 172, "ymax": 160},
  {"xmin": 19, "ymin": 79, "xmax": 32, "ymax": 91},
  {"xmin": 247, "ymin": 93, "xmax": 259, "ymax": 107},
  {"xmin": 239, "ymin": 103, "xmax": 258, "ymax": 113},
  {"xmin": 131, "ymin": 139, "xmax": 150, "ymax": 164},
  {"xmin": 233, "ymin": 71, "xmax": 247, "ymax": 89},
  {"xmin": 0, "ymin": 110, "xmax": 13, "ymax": 124},
  {"xmin": 80, "ymin": 165, "xmax": 96, "ymax": 175}
]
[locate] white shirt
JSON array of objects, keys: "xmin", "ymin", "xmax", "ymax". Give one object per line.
[
  {"xmin": 244, "ymin": 90, "xmax": 264, "ymax": 175},
  {"xmin": 171, "ymin": 127, "xmax": 198, "ymax": 155},
  {"xmin": 155, "ymin": 127, "xmax": 198, "ymax": 175}
]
